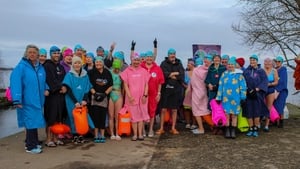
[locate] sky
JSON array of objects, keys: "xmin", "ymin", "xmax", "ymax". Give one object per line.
[{"xmin": 0, "ymin": 0, "xmax": 267, "ymax": 67}]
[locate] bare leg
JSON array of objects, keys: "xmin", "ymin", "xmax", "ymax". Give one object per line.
[
  {"xmin": 108, "ymin": 99, "xmax": 115, "ymax": 136},
  {"xmin": 114, "ymin": 97, "xmax": 123, "ymax": 136},
  {"xmin": 171, "ymin": 109, "xmax": 177, "ymax": 131},
  {"xmin": 138, "ymin": 121, "xmax": 144, "ymax": 138},
  {"xmin": 195, "ymin": 116, "xmax": 204, "ymax": 132}
]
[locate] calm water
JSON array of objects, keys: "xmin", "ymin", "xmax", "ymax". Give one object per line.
[{"xmin": 0, "ymin": 108, "xmax": 23, "ymax": 139}]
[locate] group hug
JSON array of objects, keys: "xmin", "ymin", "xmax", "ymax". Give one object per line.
[{"xmin": 9, "ymin": 39, "xmax": 297, "ymax": 154}]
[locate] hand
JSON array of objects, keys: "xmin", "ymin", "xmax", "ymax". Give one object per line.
[
  {"xmin": 60, "ymin": 86, "xmax": 67, "ymax": 94},
  {"xmin": 81, "ymin": 100, "xmax": 87, "ymax": 106},
  {"xmin": 94, "ymin": 92, "xmax": 106, "ymax": 102},
  {"xmin": 128, "ymin": 96, "xmax": 135, "ymax": 104},
  {"xmin": 75, "ymin": 102, "xmax": 81, "ymax": 107},
  {"xmin": 142, "ymin": 96, "xmax": 147, "ymax": 104},
  {"xmin": 208, "ymin": 84, "xmax": 213, "ymax": 91},
  {"xmin": 15, "ymin": 104, "xmax": 23, "ymax": 108},
  {"xmin": 110, "ymin": 42, "xmax": 116, "ymax": 51},
  {"xmin": 44, "ymin": 90, "xmax": 49, "ymax": 96},
  {"xmin": 153, "ymin": 38, "xmax": 157, "ymax": 48},
  {"xmin": 131, "ymin": 40, "xmax": 136, "ymax": 50}
]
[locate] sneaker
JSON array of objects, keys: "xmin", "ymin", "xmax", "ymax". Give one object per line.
[
  {"xmin": 148, "ymin": 131, "xmax": 154, "ymax": 138},
  {"xmin": 192, "ymin": 129, "xmax": 204, "ymax": 135},
  {"xmin": 94, "ymin": 138, "xmax": 101, "ymax": 143},
  {"xmin": 99, "ymin": 137, "xmax": 106, "ymax": 143},
  {"xmin": 252, "ymin": 131, "xmax": 259, "ymax": 137},
  {"xmin": 185, "ymin": 124, "xmax": 191, "ymax": 129},
  {"xmin": 110, "ymin": 135, "xmax": 116, "ymax": 140},
  {"xmin": 143, "ymin": 128, "xmax": 147, "ymax": 137},
  {"xmin": 26, "ymin": 148, "xmax": 42, "ymax": 154},
  {"xmin": 246, "ymin": 130, "xmax": 253, "ymax": 137},
  {"xmin": 190, "ymin": 125, "xmax": 197, "ymax": 130},
  {"xmin": 78, "ymin": 136, "xmax": 85, "ymax": 144},
  {"xmin": 72, "ymin": 136, "xmax": 78, "ymax": 143}
]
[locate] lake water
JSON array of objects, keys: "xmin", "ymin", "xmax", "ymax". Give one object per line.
[{"xmin": 1, "ymin": 68, "xmax": 299, "ymax": 104}]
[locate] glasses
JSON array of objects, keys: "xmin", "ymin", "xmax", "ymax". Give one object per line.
[{"xmin": 52, "ymin": 52, "xmax": 60, "ymax": 54}]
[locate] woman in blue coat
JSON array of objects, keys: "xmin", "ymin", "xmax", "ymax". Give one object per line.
[
  {"xmin": 10, "ymin": 44, "xmax": 48, "ymax": 154},
  {"xmin": 243, "ymin": 54, "xmax": 269, "ymax": 137},
  {"xmin": 273, "ymin": 56, "xmax": 288, "ymax": 128}
]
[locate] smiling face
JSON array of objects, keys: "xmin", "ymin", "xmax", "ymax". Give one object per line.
[
  {"xmin": 250, "ymin": 58, "xmax": 258, "ymax": 68},
  {"xmin": 168, "ymin": 53, "xmax": 176, "ymax": 63},
  {"xmin": 95, "ymin": 60, "xmax": 104, "ymax": 70},
  {"xmin": 26, "ymin": 47, "xmax": 39, "ymax": 63},
  {"xmin": 145, "ymin": 55, "xmax": 154, "ymax": 65},
  {"xmin": 73, "ymin": 61, "xmax": 82, "ymax": 72},
  {"xmin": 51, "ymin": 51, "xmax": 60, "ymax": 63},
  {"xmin": 131, "ymin": 58, "xmax": 141, "ymax": 68}
]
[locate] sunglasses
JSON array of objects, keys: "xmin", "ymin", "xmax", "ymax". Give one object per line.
[{"xmin": 52, "ymin": 52, "xmax": 60, "ymax": 54}]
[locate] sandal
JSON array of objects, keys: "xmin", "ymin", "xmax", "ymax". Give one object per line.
[
  {"xmin": 138, "ymin": 136, "xmax": 144, "ymax": 141},
  {"xmin": 45, "ymin": 141, "xmax": 56, "ymax": 147},
  {"xmin": 115, "ymin": 135, "xmax": 122, "ymax": 141},
  {"xmin": 155, "ymin": 129, "xmax": 165, "ymax": 135},
  {"xmin": 170, "ymin": 129, "xmax": 179, "ymax": 135},
  {"xmin": 131, "ymin": 136, "xmax": 137, "ymax": 141}
]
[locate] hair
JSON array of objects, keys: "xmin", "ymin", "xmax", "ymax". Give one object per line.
[
  {"xmin": 264, "ymin": 57, "xmax": 273, "ymax": 64},
  {"xmin": 213, "ymin": 55, "xmax": 221, "ymax": 60},
  {"xmin": 24, "ymin": 44, "xmax": 39, "ymax": 57}
]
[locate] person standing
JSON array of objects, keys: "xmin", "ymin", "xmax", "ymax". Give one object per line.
[
  {"xmin": 108, "ymin": 59, "xmax": 123, "ymax": 140},
  {"xmin": 88, "ymin": 57, "xmax": 113, "ymax": 143},
  {"xmin": 273, "ymin": 56, "xmax": 288, "ymax": 128},
  {"xmin": 263, "ymin": 58, "xmax": 279, "ymax": 131},
  {"xmin": 43, "ymin": 46, "xmax": 67, "ymax": 147},
  {"xmin": 205, "ymin": 55, "xmax": 226, "ymax": 108},
  {"xmin": 190, "ymin": 55, "xmax": 212, "ymax": 134},
  {"xmin": 156, "ymin": 48, "xmax": 185, "ymax": 135},
  {"xmin": 293, "ymin": 54, "xmax": 300, "ymax": 92},
  {"xmin": 140, "ymin": 50, "xmax": 164, "ymax": 137},
  {"xmin": 120, "ymin": 53, "xmax": 150, "ymax": 141},
  {"xmin": 216, "ymin": 57, "xmax": 247, "ymax": 138},
  {"xmin": 62, "ymin": 56, "xmax": 95, "ymax": 144},
  {"xmin": 10, "ymin": 44, "xmax": 48, "ymax": 154},
  {"xmin": 243, "ymin": 54, "xmax": 269, "ymax": 137},
  {"xmin": 182, "ymin": 58, "xmax": 196, "ymax": 129}
]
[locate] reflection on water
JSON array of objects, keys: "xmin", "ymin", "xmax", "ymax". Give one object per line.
[{"xmin": 0, "ymin": 108, "xmax": 23, "ymax": 139}]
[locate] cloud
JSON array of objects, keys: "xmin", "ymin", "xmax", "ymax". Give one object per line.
[{"xmin": 0, "ymin": 0, "xmax": 254, "ymax": 67}]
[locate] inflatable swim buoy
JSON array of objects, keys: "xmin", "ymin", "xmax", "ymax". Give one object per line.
[
  {"xmin": 72, "ymin": 106, "xmax": 89, "ymax": 135},
  {"xmin": 270, "ymin": 105, "xmax": 280, "ymax": 123},
  {"xmin": 210, "ymin": 99, "xmax": 226, "ymax": 126},
  {"xmin": 51, "ymin": 123, "xmax": 71, "ymax": 135},
  {"xmin": 118, "ymin": 106, "xmax": 131, "ymax": 136}
]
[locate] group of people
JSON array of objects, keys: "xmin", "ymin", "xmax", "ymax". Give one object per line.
[{"xmin": 9, "ymin": 40, "xmax": 297, "ymax": 154}]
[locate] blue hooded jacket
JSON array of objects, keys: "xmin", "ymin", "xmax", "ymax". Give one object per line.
[{"xmin": 10, "ymin": 57, "xmax": 47, "ymax": 129}]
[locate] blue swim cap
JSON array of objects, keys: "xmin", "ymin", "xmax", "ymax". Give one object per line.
[
  {"xmin": 250, "ymin": 54, "xmax": 258, "ymax": 61},
  {"xmin": 168, "ymin": 48, "xmax": 176, "ymax": 55},
  {"xmin": 146, "ymin": 51, "xmax": 153, "ymax": 57},
  {"xmin": 39, "ymin": 48, "xmax": 47, "ymax": 56},
  {"xmin": 114, "ymin": 51, "xmax": 124, "ymax": 61},
  {"xmin": 49, "ymin": 46, "xmax": 60, "ymax": 55},
  {"xmin": 74, "ymin": 44, "xmax": 83, "ymax": 51}
]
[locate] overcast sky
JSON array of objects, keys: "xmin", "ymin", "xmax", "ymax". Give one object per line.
[{"xmin": 0, "ymin": 0, "xmax": 261, "ymax": 67}]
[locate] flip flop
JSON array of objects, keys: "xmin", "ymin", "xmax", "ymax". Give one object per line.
[
  {"xmin": 55, "ymin": 140, "xmax": 64, "ymax": 145},
  {"xmin": 45, "ymin": 141, "xmax": 56, "ymax": 147}
]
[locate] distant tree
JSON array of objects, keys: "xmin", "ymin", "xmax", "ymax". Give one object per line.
[{"xmin": 232, "ymin": 0, "xmax": 300, "ymax": 68}]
